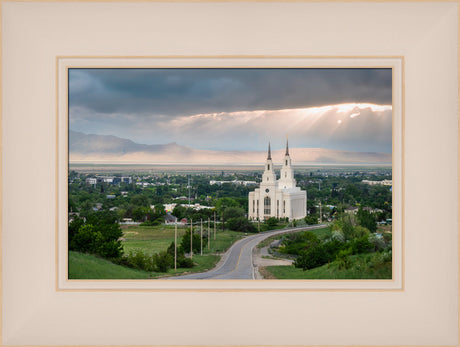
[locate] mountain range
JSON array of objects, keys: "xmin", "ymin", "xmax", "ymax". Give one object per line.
[{"xmin": 69, "ymin": 131, "xmax": 391, "ymax": 165}]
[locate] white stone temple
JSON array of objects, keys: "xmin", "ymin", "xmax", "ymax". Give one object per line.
[{"xmin": 248, "ymin": 140, "xmax": 307, "ymax": 221}]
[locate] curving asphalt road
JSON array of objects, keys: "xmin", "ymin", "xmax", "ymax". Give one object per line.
[{"xmin": 170, "ymin": 224, "xmax": 327, "ymax": 279}]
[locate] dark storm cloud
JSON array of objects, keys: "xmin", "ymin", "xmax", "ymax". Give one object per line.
[{"xmin": 69, "ymin": 68, "xmax": 392, "ymax": 116}]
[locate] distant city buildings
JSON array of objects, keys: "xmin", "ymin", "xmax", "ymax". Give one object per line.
[
  {"xmin": 210, "ymin": 180, "xmax": 257, "ymax": 186},
  {"xmin": 85, "ymin": 176, "xmax": 133, "ymax": 185},
  {"xmin": 85, "ymin": 177, "xmax": 97, "ymax": 185},
  {"xmin": 163, "ymin": 203, "xmax": 213, "ymax": 212},
  {"xmin": 361, "ymin": 179, "xmax": 392, "ymax": 186},
  {"xmin": 345, "ymin": 206, "xmax": 384, "ymax": 214}
]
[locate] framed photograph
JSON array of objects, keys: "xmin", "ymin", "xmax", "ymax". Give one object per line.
[
  {"xmin": 59, "ymin": 58, "xmax": 403, "ymax": 291},
  {"xmin": 2, "ymin": 1, "xmax": 458, "ymax": 346}
]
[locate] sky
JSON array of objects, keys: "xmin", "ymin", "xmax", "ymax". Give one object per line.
[{"xmin": 69, "ymin": 68, "xmax": 392, "ymax": 153}]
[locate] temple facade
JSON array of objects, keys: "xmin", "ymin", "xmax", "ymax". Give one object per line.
[{"xmin": 248, "ymin": 141, "xmax": 307, "ymax": 221}]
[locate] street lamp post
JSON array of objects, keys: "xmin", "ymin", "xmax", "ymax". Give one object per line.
[{"xmin": 200, "ymin": 219, "xmax": 203, "ymax": 256}]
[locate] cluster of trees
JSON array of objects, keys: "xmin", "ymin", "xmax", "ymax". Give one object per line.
[
  {"xmin": 69, "ymin": 210, "xmax": 196, "ymax": 273},
  {"xmin": 278, "ymin": 209, "xmax": 391, "ymax": 271},
  {"xmin": 69, "ymin": 211, "xmax": 123, "ymax": 259}
]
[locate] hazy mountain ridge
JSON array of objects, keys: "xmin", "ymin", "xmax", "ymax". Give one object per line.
[{"xmin": 69, "ymin": 131, "xmax": 391, "ymax": 164}]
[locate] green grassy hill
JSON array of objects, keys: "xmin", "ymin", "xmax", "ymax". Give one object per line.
[
  {"xmin": 69, "ymin": 251, "xmax": 221, "ymax": 279},
  {"xmin": 69, "ymin": 251, "xmax": 151, "ymax": 279},
  {"xmin": 261, "ymin": 253, "xmax": 392, "ymax": 280}
]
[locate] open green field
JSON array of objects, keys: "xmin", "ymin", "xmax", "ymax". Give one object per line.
[
  {"xmin": 122, "ymin": 225, "xmax": 186, "ymax": 255},
  {"xmin": 122, "ymin": 225, "xmax": 244, "ymax": 256},
  {"xmin": 69, "ymin": 251, "xmax": 221, "ymax": 279},
  {"xmin": 261, "ymin": 253, "xmax": 392, "ymax": 279}
]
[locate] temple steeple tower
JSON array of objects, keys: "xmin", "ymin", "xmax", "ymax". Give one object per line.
[
  {"xmin": 262, "ymin": 142, "xmax": 277, "ymax": 184},
  {"xmin": 279, "ymin": 138, "xmax": 296, "ymax": 189},
  {"xmin": 248, "ymin": 139, "xmax": 307, "ymax": 222}
]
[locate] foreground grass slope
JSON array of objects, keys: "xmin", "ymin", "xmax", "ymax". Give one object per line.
[
  {"xmin": 69, "ymin": 251, "xmax": 221, "ymax": 279},
  {"xmin": 69, "ymin": 251, "xmax": 151, "ymax": 279},
  {"xmin": 261, "ymin": 253, "xmax": 392, "ymax": 279}
]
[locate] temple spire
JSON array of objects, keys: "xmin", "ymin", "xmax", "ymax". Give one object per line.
[
  {"xmin": 267, "ymin": 142, "xmax": 272, "ymax": 160},
  {"xmin": 285, "ymin": 137, "xmax": 289, "ymax": 156}
]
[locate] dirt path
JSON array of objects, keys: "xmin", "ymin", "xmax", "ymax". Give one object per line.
[{"xmin": 252, "ymin": 246, "xmax": 293, "ymax": 279}]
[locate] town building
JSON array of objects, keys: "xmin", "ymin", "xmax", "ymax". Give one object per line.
[
  {"xmin": 361, "ymin": 179, "xmax": 392, "ymax": 186},
  {"xmin": 248, "ymin": 141, "xmax": 307, "ymax": 221},
  {"xmin": 85, "ymin": 177, "xmax": 97, "ymax": 185},
  {"xmin": 210, "ymin": 180, "xmax": 257, "ymax": 186}
]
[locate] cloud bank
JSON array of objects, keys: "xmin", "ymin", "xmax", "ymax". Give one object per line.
[{"xmin": 69, "ymin": 68, "xmax": 392, "ymax": 153}]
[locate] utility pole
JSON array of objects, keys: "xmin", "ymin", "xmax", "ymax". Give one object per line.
[
  {"xmin": 174, "ymin": 218, "xmax": 177, "ymax": 270},
  {"xmin": 319, "ymin": 202, "xmax": 322, "ymax": 224},
  {"xmin": 208, "ymin": 218, "xmax": 210, "ymax": 250},
  {"xmin": 190, "ymin": 218, "xmax": 193, "ymax": 259},
  {"xmin": 200, "ymin": 219, "xmax": 203, "ymax": 256},
  {"xmin": 187, "ymin": 175, "xmax": 191, "ymax": 208},
  {"xmin": 214, "ymin": 211, "xmax": 216, "ymax": 240},
  {"xmin": 222, "ymin": 206, "xmax": 225, "ymax": 233}
]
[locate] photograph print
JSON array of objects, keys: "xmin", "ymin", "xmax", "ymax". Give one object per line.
[{"xmin": 67, "ymin": 68, "xmax": 393, "ymax": 280}]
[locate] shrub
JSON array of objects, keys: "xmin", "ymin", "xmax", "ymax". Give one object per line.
[
  {"xmin": 368, "ymin": 233, "xmax": 386, "ymax": 251},
  {"xmin": 294, "ymin": 245, "xmax": 328, "ymax": 270},
  {"xmin": 331, "ymin": 230, "xmax": 345, "ymax": 243},
  {"xmin": 264, "ymin": 217, "xmax": 278, "ymax": 230},
  {"xmin": 349, "ymin": 235, "xmax": 374, "ymax": 254},
  {"xmin": 226, "ymin": 217, "xmax": 256, "ymax": 233},
  {"xmin": 166, "ymin": 241, "xmax": 194, "ymax": 268},
  {"xmin": 322, "ymin": 240, "xmax": 343, "ymax": 259},
  {"xmin": 155, "ymin": 251, "xmax": 173, "ymax": 272},
  {"xmin": 281, "ymin": 231, "xmax": 320, "ymax": 255},
  {"xmin": 304, "ymin": 215, "xmax": 318, "ymax": 225},
  {"xmin": 353, "ymin": 225, "xmax": 370, "ymax": 239},
  {"xmin": 120, "ymin": 251, "xmax": 155, "ymax": 272},
  {"xmin": 180, "ymin": 229, "xmax": 201, "ymax": 254},
  {"xmin": 336, "ymin": 248, "xmax": 353, "ymax": 270}
]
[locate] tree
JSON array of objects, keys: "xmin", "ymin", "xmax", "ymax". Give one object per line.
[
  {"xmin": 72, "ymin": 210, "xmax": 124, "ymax": 259},
  {"xmin": 133, "ymin": 206, "xmax": 149, "ymax": 222},
  {"xmin": 357, "ymin": 208, "xmax": 377, "ymax": 233},
  {"xmin": 131, "ymin": 194, "xmax": 150, "ymax": 207},
  {"xmin": 226, "ymin": 217, "xmax": 256, "ymax": 233},
  {"xmin": 304, "ymin": 214, "xmax": 318, "ymax": 225},
  {"xmin": 223, "ymin": 207, "xmax": 245, "ymax": 220},
  {"xmin": 70, "ymin": 224, "xmax": 102, "ymax": 254},
  {"xmin": 166, "ymin": 242, "xmax": 194, "ymax": 268},
  {"xmin": 68, "ymin": 216, "xmax": 84, "ymax": 246},
  {"xmin": 172, "ymin": 205, "xmax": 187, "ymax": 220},
  {"xmin": 294, "ymin": 245, "xmax": 328, "ymax": 270},
  {"xmin": 152, "ymin": 204, "xmax": 166, "ymax": 219},
  {"xmin": 180, "ymin": 229, "xmax": 201, "ymax": 254},
  {"xmin": 215, "ymin": 197, "xmax": 240, "ymax": 215}
]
